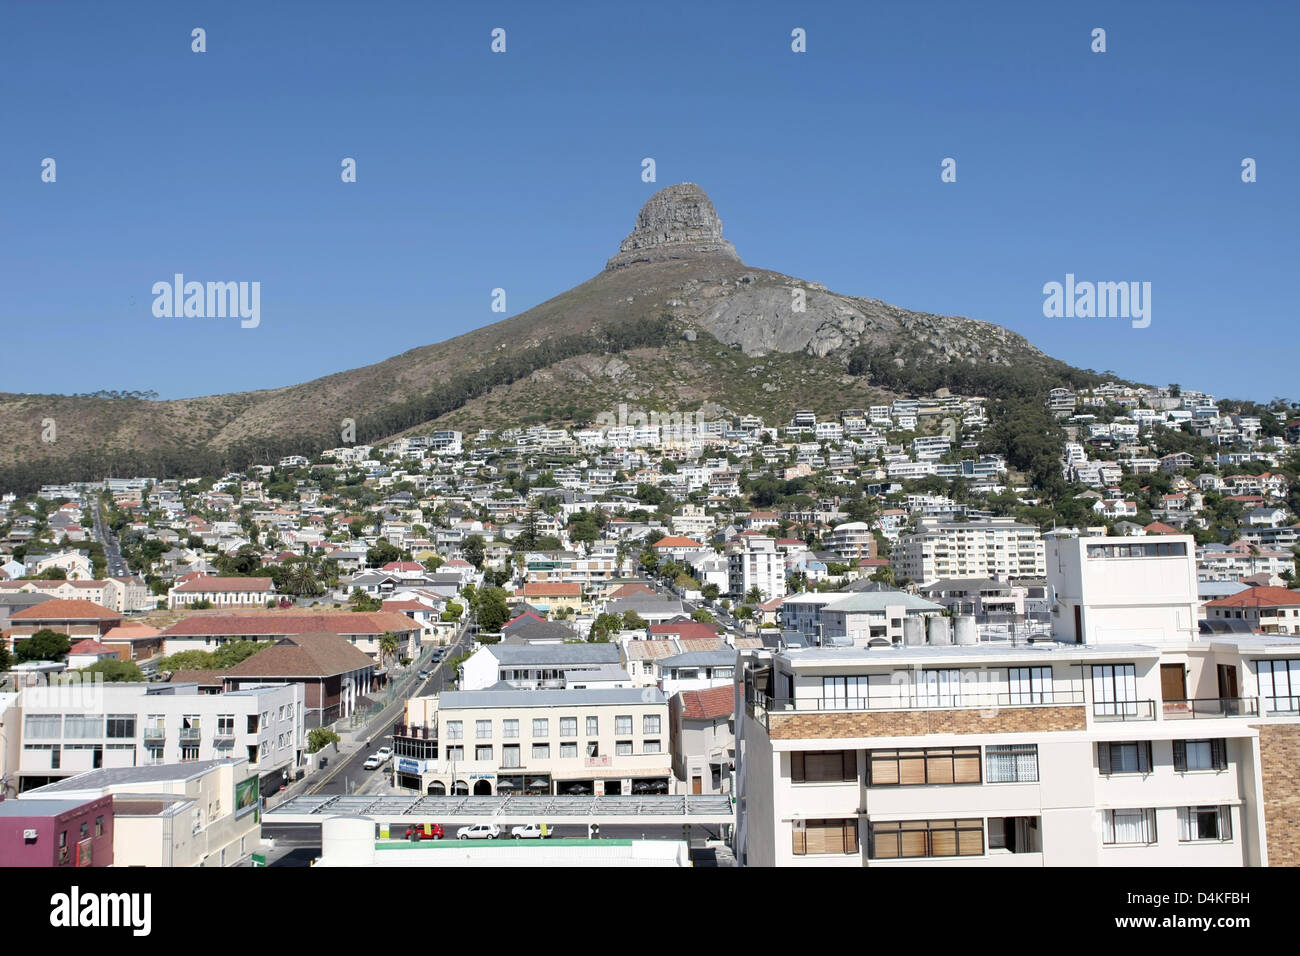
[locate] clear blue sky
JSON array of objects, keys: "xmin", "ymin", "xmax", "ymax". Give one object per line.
[{"xmin": 2, "ymin": 1, "xmax": 1296, "ymax": 402}]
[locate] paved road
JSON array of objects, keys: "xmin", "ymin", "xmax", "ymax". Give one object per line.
[
  {"xmin": 91, "ymin": 495, "xmax": 129, "ymax": 577},
  {"xmin": 307, "ymin": 623, "xmax": 473, "ymax": 797}
]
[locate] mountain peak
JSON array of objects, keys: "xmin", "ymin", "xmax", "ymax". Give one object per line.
[{"xmin": 605, "ymin": 183, "xmax": 740, "ymax": 271}]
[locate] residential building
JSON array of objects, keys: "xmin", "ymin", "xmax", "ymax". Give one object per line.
[
  {"xmin": 892, "ymin": 518, "xmax": 1045, "ymax": 586},
  {"xmin": 167, "ymin": 575, "xmax": 275, "ymax": 610},
  {"xmin": 392, "ymin": 687, "xmax": 672, "ymax": 797},
  {"xmin": 460, "ymin": 643, "xmax": 623, "ymax": 691},
  {"xmin": 727, "ymin": 535, "xmax": 786, "ymax": 602},
  {"xmin": 0, "ymin": 795, "xmax": 114, "ymax": 867},
  {"xmin": 670, "ymin": 686, "xmax": 735, "ymax": 795}
]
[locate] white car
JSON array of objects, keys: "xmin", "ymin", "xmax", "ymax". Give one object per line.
[
  {"xmin": 362, "ymin": 753, "xmax": 384, "ymax": 771},
  {"xmin": 510, "ymin": 823, "xmax": 548, "ymax": 840},
  {"xmin": 375, "ymin": 746, "xmax": 393, "ymax": 761},
  {"xmin": 456, "ymin": 824, "xmax": 501, "ymax": 841}
]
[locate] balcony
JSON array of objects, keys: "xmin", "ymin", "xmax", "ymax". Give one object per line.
[
  {"xmin": 749, "ymin": 690, "xmax": 1088, "ymax": 739},
  {"xmin": 393, "ymin": 723, "xmax": 437, "ymax": 741},
  {"xmin": 179, "ymin": 728, "xmax": 201, "ymax": 742},
  {"xmin": 1092, "ymin": 700, "xmax": 1157, "ymax": 722},
  {"xmin": 143, "ymin": 728, "xmax": 165, "ymax": 744},
  {"xmin": 1162, "ymin": 698, "xmax": 1260, "ymax": 719}
]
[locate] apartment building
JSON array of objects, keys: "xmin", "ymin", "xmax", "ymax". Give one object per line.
[
  {"xmin": 1204, "ymin": 587, "xmax": 1300, "ymax": 635},
  {"xmin": 167, "ymin": 575, "xmax": 275, "ymax": 610},
  {"xmin": 11, "ymin": 681, "xmax": 304, "ymax": 793},
  {"xmin": 892, "ymin": 518, "xmax": 1045, "ymax": 586},
  {"xmin": 736, "ymin": 531, "xmax": 1300, "ymax": 867},
  {"xmin": 459, "ymin": 643, "xmax": 624, "ymax": 691},
  {"xmin": 21, "ymin": 759, "xmax": 264, "ymax": 867},
  {"xmin": 824, "ymin": 522, "xmax": 877, "ymax": 561},
  {"xmin": 727, "ymin": 535, "xmax": 786, "ymax": 602},
  {"xmin": 392, "ymin": 687, "xmax": 672, "ymax": 797}
]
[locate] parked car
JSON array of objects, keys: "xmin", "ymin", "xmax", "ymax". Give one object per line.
[
  {"xmin": 510, "ymin": 823, "xmax": 549, "ymax": 840},
  {"xmin": 375, "ymin": 746, "xmax": 393, "ymax": 761},
  {"xmin": 456, "ymin": 823, "xmax": 501, "ymax": 840},
  {"xmin": 362, "ymin": 753, "xmax": 384, "ymax": 770},
  {"xmin": 404, "ymin": 824, "xmax": 444, "ymax": 841}
]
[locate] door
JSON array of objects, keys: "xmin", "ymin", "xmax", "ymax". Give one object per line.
[
  {"xmin": 1161, "ymin": 664, "xmax": 1187, "ymax": 710},
  {"xmin": 1217, "ymin": 664, "xmax": 1239, "ymax": 700},
  {"xmin": 691, "ymin": 776, "xmax": 703, "ymax": 795}
]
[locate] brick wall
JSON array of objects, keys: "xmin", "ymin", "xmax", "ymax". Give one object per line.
[
  {"xmin": 767, "ymin": 705, "xmax": 1087, "ymax": 739},
  {"xmin": 1253, "ymin": 722, "xmax": 1300, "ymax": 867}
]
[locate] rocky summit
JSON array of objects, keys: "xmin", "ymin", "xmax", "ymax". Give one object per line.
[{"xmin": 605, "ymin": 183, "xmax": 740, "ymax": 270}]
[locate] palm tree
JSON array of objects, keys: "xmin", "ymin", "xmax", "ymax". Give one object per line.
[
  {"xmin": 745, "ymin": 586, "xmax": 763, "ymax": 605},
  {"xmin": 379, "ymin": 631, "xmax": 399, "ymax": 670}
]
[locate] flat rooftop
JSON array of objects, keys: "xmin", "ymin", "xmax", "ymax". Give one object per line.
[
  {"xmin": 266, "ymin": 793, "xmax": 733, "ymax": 825},
  {"xmin": 775, "ymin": 640, "xmax": 1164, "ymax": 668}
]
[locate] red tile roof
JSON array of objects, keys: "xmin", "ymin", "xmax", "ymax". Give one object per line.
[
  {"xmin": 678, "ymin": 686, "xmax": 734, "ymax": 720},
  {"xmin": 522, "ymin": 582, "xmax": 581, "ymax": 597},
  {"xmin": 172, "ymin": 575, "xmax": 273, "ymax": 593},
  {"xmin": 11, "ymin": 599, "xmax": 122, "ymax": 621},
  {"xmin": 160, "ymin": 611, "xmax": 418, "ymax": 638},
  {"xmin": 1205, "ymin": 586, "xmax": 1300, "ymax": 609},
  {"xmin": 1144, "ymin": 521, "xmax": 1181, "ymax": 535},
  {"xmin": 653, "ymin": 536, "xmax": 703, "ymax": 549},
  {"xmin": 649, "ymin": 619, "xmax": 719, "ymax": 640},
  {"xmin": 68, "ymin": 640, "xmax": 113, "ymax": 655}
]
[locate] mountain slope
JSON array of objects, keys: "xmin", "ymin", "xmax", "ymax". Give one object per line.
[{"xmin": 0, "ymin": 183, "xmax": 1103, "ymax": 491}]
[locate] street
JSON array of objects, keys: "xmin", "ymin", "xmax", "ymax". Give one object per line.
[{"xmin": 306, "ymin": 622, "xmax": 472, "ymax": 797}]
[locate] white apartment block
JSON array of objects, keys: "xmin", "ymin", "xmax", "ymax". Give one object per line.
[
  {"xmin": 737, "ymin": 531, "xmax": 1300, "ymax": 867},
  {"xmin": 727, "ymin": 536, "xmax": 786, "ymax": 602},
  {"xmin": 10, "ymin": 681, "xmax": 305, "ymax": 793},
  {"xmin": 892, "ymin": 518, "xmax": 1045, "ymax": 586},
  {"xmin": 825, "ymin": 521, "xmax": 876, "ymax": 561},
  {"xmin": 392, "ymin": 688, "xmax": 672, "ymax": 797}
]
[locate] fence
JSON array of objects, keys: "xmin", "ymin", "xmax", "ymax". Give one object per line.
[{"xmin": 345, "ymin": 641, "xmax": 443, "ymax": 731}]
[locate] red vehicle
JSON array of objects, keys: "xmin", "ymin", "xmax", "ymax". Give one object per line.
[{"xmin": 404, "ymin": 823, "xmax": 445, "ymax": 841}]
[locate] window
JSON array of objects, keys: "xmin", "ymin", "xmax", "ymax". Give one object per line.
[
  {"xmin": 1173, "ymin": 739, "xmax": 1227, "ymax": 772},
  {"xmin": 560, "ymin": 742, "xmax": 578, "ymax": 759},
  {"xmin": 822, "ymin": 676, "xmax": 870, "ymax": 708},
  {"xmin": 532, "ymin": 718, "xmax": 549, "ymax": 738},
  {"xmin": 106, "ymin": 715, "xmax": 136, "ymax": 739},
  {"xmin": 1098, "ymin": 741, "xmax": 1152, "ymax": 775},
  {"xmin": 868, "ymin": 747, "xmax": 981, "ymax": 786},
  {"xmin": 560, "ymin": 717, "xmax": 577, "ymax": 738},
  {"xmin": 793, "ymin": 819, "xmax": 859, "ymax": 856},
  {"xmin": 24, "ymin": 714, "xmax": 62, "ymax": 738},
  {"xmin": 475, "ymin": 745, "xmax": 493, "ymax": 761},
  {"xmin": 1103, "ymin": 808, "xmax": 1157, "ymax": 845},
  {"xmin": 446, "ymin": 721, "xmax": 463, "ymax": 740},
  {"xmin": 792, "ymin": 750, "xmax": 858, "ymax": 783},
  {"xmin": 531, "ymin": 744, "xmax": 550, "ymax": 760},
  {"xmin": 216, "ymin": 715, "xmax": 234, "ymax": 736},
  {"xmin": 475, "ymin": 720, "xmax": 492, "ymax": 740},
  {"xmin": 445, "ymin": 745, "xmax": 464, "ymax": 761},
  {"xmin": 1092, "ymin": 664, "xmax": 1139, "ymax": 717},
  {"xmin": 1008, "ymin": 667, "xmax": 1054, "ymax": 705},
  {"xmin": 643, "ymin": 715, "xmax": 661, "ymax": 735},
  {"xmin": 95, "ymin": 816, "xmax": 104, "ymax": 837},
  {"xmin": 920, "ymin": 669, "xmax": 963, "ymax": 707},
  {"xmin": 868, "ymin": 819, "xmax": 983, "ymax": 859},
  {"xmin": 985, "ymin": 744, "xmax": 1039, "ymax": 783},
  {"xmin": 502, "ymin": 745, "xmax": 521, "ymax": 768},
  {"xmin": 616, "ymin": 741, "xmax": 633, "ymax": 756},
  {"xmin": 586, "ymin": 741, "xmax": 600, "ymax": 757},
  {"xmin": 591, "ymin": 716, "xmax": 606, "ymax": 736},
  {"xmin": 502, "ymin": 720, "xmax": 519, "ymax": 739},
  {"xmin": 181, "ymin": 746, "xmax": 200, "ymax": 762},
  {"xmin": 1179, "ymin": 806, "xmax": 1231, "ymax": 842},
  {"xmin": 1257, "ymin": 659, "xmax": 1300, "ymax": 714},
  {"xmin": 643, "ymin": 739, "xmax": 661, "ymax": 754}
]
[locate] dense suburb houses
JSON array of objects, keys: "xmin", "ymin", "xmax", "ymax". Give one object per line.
[{"xmin": 3, "ymin": 382, "xmax": 1300, "ymax": 866}]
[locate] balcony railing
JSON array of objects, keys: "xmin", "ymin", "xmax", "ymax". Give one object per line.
[
  {"xmin": 1092, "ymin": 700, "xmax": 1157, "ymax": 722},
  {"xmin": 757, "ymin": 690, "xmax": 1086, "ymax": 715},
  {"xmin": 1162, "ymin": 698, "xmax": 1260, "ymax": 719},
  {"xmin": 1264, "ymin": 695, "xmax": 1300, "ymax": 716},
  {"xmin": 143, "ymin": 728, "xmax": 165, "ymax": 742},
  {"xmin": 179, "ymin": 728, "xmax": 201, "ymax": 742},
  {"xmin": 393, "ymin": 723, "xmax": 437, "ymax": 741}
]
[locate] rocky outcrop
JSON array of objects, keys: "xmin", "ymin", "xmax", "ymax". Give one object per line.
[{"xmin": 605, "ymin": 183, "xmax": 740, "ymax": 270}]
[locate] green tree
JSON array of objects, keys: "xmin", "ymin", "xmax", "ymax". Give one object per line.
[
  {"xmin": 462, "ymin": 534, "xmax": 487, "ymax": 570},
  {"xmin": 701, "ymin": 583, "xmax": 720, "ymax": 602},
  {"xmin": 307, "ymin": 727, "xmax": 341, "ymax": 754},
  {"xmin": 590, "ymin": 612, "xmax": 623, "ymax": 641},
  {"xmin": 366, "ymin": 538, "xmax": 402, "ymax": 567},
  {"xmin": 212, "ymin": 640, "xmax": 271, "ymax": 669},
  {"xmin": 475, "ymin": 586, "xmax": 511, "ymax": 632},
  {"xmin": 158, "ymin": 649, "xmax": 219, "ymax": 671},
  {"xmin": 79, "ymin": 658, "xmax": 145, "ymax": 682},
  {"xmin": 622, "ymin": 611, "xmax": 647, "ymax": 630},
  {"xmin": 15, "ymin": 629, "xmax": 72, "ymax": 662},
  {"xmin": 691, "ymin": 608, "xmax": 715, "ymax": 624}
]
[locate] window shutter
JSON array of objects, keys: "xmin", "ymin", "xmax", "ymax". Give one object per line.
[
  {"xmin": 869, "ymin": 752, "xmax": 899, "ymax": 786},
  {"xmin": 1172, "ymin": 740, "xmax": 1187, "ymax": 772},
  {"xmin": 843, "ymin": 750, "xmax": 858, "ymax": 782},
  {"xmin": 1098, "ymin": 742, "xmax": 1111, "ymax": 775},
  {"xmin": 791, "ymin": 752, "xmax": 804, "ymax": 783},
  {"xmin": 1139, "ymin": 741, "xmax": 1152, "ymax": 773},
  {"xmin": 954, "ymin": 748, "xmax": 982, "ymax": 784},
  {"xmin": 1211, "ymin": 738, "xmax": 1227, "ymax": 770},
  {"xmin": 899, "ymin": 752, "xmax": 927, "ymax": 785}
]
